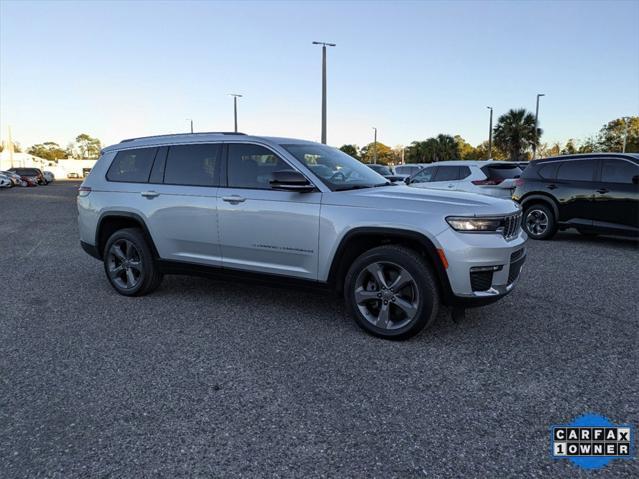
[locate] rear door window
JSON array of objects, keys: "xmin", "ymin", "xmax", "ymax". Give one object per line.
[
  {"xmin": 164, "ymin": 144, "xmax": 221, "ymax": 187},
  {"xmin": 556, "ymin": 160, "xmax": 596, "ymax": 182},
  {"xmin": 459, "ymin": 166, "xmax": 472, "ymax": 180},
  {"xmin": 106, "ymin": 148, "xmax": 157, "ymax": 183},
  {"xmin": 433, "ymin": 166, "xmax": 459, "ymax": 181},
  {"xmin": 600, "ymin": 159, "xmax": 639, "ymax": 184},
  {"xmin": 536, "ymin": 162, "xmax": 560, "ymax": 180}
]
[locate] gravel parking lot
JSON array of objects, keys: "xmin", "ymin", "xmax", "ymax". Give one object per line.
[{"xmin": 1, "ymin": 182, "xmax": 637, "ymax": 478}]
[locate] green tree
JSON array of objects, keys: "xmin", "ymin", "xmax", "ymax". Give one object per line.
[
  {"xmin": 472, "ymin": 140, "xmax": 507, "ymax": 160},
  {"xmin": 27, "ymin": 142, "xmax": 69, "ymax": 162},
  {"xmin": 493, "ymin": 108, "xmax": 541, "ymax": 160},
  {"xmin": 455, "ymin": 135, "xmax": 481, "ymax": 160},
  {"xmin": 561, "ymin": 139, "xmax": 577, "ymax": 155},
  {"xmin": 598, "ymin": 116, "xmax": 639, "ymax": 152},
  {"xmin": 405, "ymin": 134, "xmax": 460, "ymax": 163},
  {"xmin": 339, "ymin": 144, "xmax": 360, "ymax": 159},
  {"xmin": 360, "ymin": 142, "xmax": 394, "ymax": 164},
  {"xmin": 74, "ymin": 133, "xmax": 101, "ymax": 159},
  {"xmin": 1, "ymin": 141, "xmax": 22, "ymax": 153}
]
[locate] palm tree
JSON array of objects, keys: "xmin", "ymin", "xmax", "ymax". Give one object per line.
[
  {"xmin": 434, "ymin": 134, "xmax": 459, "ymax": 161},
  {"xmin": 493, "ymin": 108, "xmax": 541, "ymax": 160}
]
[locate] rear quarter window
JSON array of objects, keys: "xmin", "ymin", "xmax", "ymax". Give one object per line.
[
  {"xmin": 481, "ymin": 164, "xmax": 522, "ymax": 180},
  {"xmin": 106, "ymin": 148, "xmax": 157, "ymax": 183}
]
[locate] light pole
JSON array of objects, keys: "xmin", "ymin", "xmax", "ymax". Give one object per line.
[
  {"xmin": 372, "ymin": 127, "xmax": 378, "ymax": 164},
  {"xmin": 186, "ymin": 118, "xmax": 193, "ymax": 134},
  {"xmin": 312, "ymin": 41, "xmax": 336, "ymax": 144},
  {"xmin": 533, "ymin": 93, "xmax": 545, "ymax": 160},
  {"xmin": 229, "ymin": 94, "xmax": 242, "ymax": 133},
  {"xmin": 486, "ymin": 106, "xmax": 493, "ymax": 160}
]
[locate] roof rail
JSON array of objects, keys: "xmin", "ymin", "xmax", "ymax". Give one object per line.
[{"xmin": 120, "ymin": 132, "xmax": 246, "ymax": 143}]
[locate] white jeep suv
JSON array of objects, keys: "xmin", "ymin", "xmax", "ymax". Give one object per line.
[{"xmin": 78, "ymin": 133, "xmax": 527, "ymax": 339}]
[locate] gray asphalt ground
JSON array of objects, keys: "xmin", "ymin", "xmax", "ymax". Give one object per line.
[{"xmin": 1, "ymin": 181, "xmax": 637, "ymax": 478}]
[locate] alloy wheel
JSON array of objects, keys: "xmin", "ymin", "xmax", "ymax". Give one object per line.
[
  {"xmin": 354, "ymin": 261, "xmax": 420, "ymax": 330},
  {"xmin": 525, "ymin": 209, "xmax": 549, "ymax": 236},
  {"xmin": 107, "ymin": 239, "xmax": 143, "ymax": 290}
]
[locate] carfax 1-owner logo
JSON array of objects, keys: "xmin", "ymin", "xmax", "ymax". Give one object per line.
[{"xmin": 551, "ymin": 414, "xmax": 635, "ymax": 470}]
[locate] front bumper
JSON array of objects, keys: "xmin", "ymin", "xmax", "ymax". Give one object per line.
[{"xmin": 435, "ymin": 227, "xmax": 527, "ymax": 302}]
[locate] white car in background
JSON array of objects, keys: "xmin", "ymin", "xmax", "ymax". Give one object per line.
[
  {"xmin": 43, "ymin": 171, "xmax": 55, "ymax": 183},
  {"xmin": 0, "ymin": 174, "xmax": 12, "ymax": 188},
  {"xmin": 405, "ymin": 160, "xmax": 523, "ymax": 198}
]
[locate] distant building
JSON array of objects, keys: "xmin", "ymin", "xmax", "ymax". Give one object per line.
[
  {"xmin": 0, "ymin": 151, "xmax": 48, "ymax": 171},
  {"xmin": 0, "ymin": 151, "xmax": 97, "ymax": 178}
]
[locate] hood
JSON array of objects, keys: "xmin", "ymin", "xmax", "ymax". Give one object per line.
[{"xmin": 322, "ymin": 185, "xmax": 520, "ymax": 216}]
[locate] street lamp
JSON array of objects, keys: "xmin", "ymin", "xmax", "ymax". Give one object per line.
[
  {"xmin": 487, "ymin": 106, "xmax": 493, "ymax": 160},
  {"xmin": 186, "ymin": 118, "xmax": 193, "ymax": 134},
  {"xmin": 312, "ymin": 41, "xmax": 336, "ymax": 144},
  {"xmin": 228, "ymin": 94, "xmax": 243, "ymax": 133},
  {"xmin": 533, "ymin": 93, "xmax": 545, "ymax": 160},
  {"xmin": 372, "ymin": 127, "xmax": 378, "ymax": 164}
]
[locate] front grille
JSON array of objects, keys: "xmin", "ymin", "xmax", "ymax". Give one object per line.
[
  {"xmin": 502, "ymin": 212, "xmax": 522, "ymax": 239},
  {"xmin": 470, "ymin": 271, "xmax": 493, "ymax": 292}
]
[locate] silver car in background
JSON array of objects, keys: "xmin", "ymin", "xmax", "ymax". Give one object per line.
[{"xmin": 78, "ymin": 133, "xmax": 527, "ymax": 339}]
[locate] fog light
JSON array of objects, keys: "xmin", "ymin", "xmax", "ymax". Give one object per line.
[{"xmin": 470, "ymin": 265, "xmax": 503, "ymax": 272}]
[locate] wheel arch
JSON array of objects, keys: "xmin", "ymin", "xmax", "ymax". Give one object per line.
[
  {"xmin": 519, "ymin": 193, "xmax": 559, "ymax": 219},
  {"xmin": 95, "ymin": 211, "xmax": 159, "ymax": 260},
  {"xmin": 326, "ymin": 227, "xmax": 455, "ymax": 305}
]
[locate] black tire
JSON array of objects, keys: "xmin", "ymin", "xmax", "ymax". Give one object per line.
[
  {"xmin": 344, "ymin": 245, "xmax": 439, "ymax": 340},
  {"xmin": 523, "ymin": 203, "xmax": 557, "ymax": 240},
  {"xmin": 103, "ymin": 227, "xmax": 163, "ymax": 296}
]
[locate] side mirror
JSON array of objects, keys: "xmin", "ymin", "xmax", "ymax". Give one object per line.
[
  {"xmin": 270, "ymin": 170, "xmax": 315, "ymax": 192},
  {"xmin": 404, "ymin": 177, "xmax": 411, "ymax": 185}
]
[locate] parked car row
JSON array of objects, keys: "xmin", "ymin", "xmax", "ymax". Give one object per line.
[
  {"xmin": 0, "ymin": 168, "xmax": 54, "ymax": 188},
  {"xmin": 398, "ymin": 153, "xmax": 639, "ymax": 239}
]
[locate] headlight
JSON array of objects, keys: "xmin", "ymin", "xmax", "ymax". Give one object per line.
[{"xmin": 446, "ymin": 216, "xmax": 502, "ymax": 232}]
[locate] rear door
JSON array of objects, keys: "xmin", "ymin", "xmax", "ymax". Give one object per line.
[
  {"xmin": 553, "ymin": 159, "xmax": 598, "ymax": 227},
  {"xmin": 142, "ymin": 143, "xmax": 223, "ymax": 266},
  {"xmin": 592, "ymin": 158, "xmax": 639, "ymax": 233},
  {"xmin": 217, "ymin": 142, "xmax": 321, "ymax": 280}
]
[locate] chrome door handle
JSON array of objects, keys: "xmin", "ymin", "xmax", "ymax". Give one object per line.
[
  {"xmin": 447, "ymin": 184, "xmax": 454, "ymax": 188},
  {"xmin": 141, "ymin": 191, "xmax": 160, "ymax": 198},
  {"xmin": 222, "ymin": 195, "xmax": 246, "ymax": 204},
  {"xmin": 597, "ymin": 188, "xmax": 609, "ymax": 194}
]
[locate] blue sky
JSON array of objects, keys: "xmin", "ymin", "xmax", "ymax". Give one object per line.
[{"xmin": 1, "ymin": 0, "xmax": 638, "ymax": 150}]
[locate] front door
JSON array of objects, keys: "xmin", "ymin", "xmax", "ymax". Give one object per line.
[
  {"xmin": 427, "ymin": 165, "xmax": 460, "ymax": 191},
  {"xmin": 217, "ymin": 143, "xmax": 321, "ymax": 280}
]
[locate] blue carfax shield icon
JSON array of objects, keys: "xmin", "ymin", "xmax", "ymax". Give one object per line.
[{"xmin": 551, "ymin": 414, "xmax": 635, "ymax": 470}]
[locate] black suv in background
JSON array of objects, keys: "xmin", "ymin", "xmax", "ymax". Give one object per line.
[{"xmin": 513, "ymin": 153, "xmax": 639, "ymax": 239}]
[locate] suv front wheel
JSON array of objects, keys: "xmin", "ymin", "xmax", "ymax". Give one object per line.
[
  {"xmin": 523, "ymin": 203, "xmax": 557, "ymax": 240},
  {"xmin": 344, "ymin": 245, "xmax": 439, "ymax": 340},
  {"xmin": 103, "ymin": 228, "xmax": 163, "ymax": 296}
]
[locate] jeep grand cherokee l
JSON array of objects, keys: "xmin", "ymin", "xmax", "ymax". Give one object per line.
[{"xmin": 78, "ymin": 133, "xmax": 527, "ymax": 339}]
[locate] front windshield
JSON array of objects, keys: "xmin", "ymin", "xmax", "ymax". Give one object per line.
[{"xmin": 282, "ymin": 143, "xmax": 389, "ymax": 191}]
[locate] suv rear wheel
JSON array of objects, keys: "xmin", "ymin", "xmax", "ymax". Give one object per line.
[
  {"xmin": 344, "ymin": 245, "xmax": 439, "ymax": 340},
  {"xmin": 523, "ymin": 203, "xmax": 557, "ymax": 240},
  {"xmin": 103, "ymin": 228, "xmax": 163, "ymax": 296}
]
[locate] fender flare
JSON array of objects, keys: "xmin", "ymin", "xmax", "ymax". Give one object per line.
[
  {"xmin": 95, "ymin": 211, "xmax": 160, "ymax": 259},
  {"xmin": 519, "ymin": 194, "xmax": 559, "ymax": 219},
  {"xmin": 327, "ymin": 226, "xmax": 455, "ymax": 305}
]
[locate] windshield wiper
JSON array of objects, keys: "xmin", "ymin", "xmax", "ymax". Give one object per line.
[
  {"xmin": 334, "ymin": 182, "xmax": 393, "ymax": 191},
  {"xmin": 373, "ymin": 182, "xmax": 393, "ymax": 187}
]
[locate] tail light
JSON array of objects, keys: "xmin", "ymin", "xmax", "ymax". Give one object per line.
[
  {"xmin": 472, "ymin": 178, "xmax": 503, "ymax": 186},
  {"xmin": 78, "ymin": 186, "xmax": 92, "ymax": 197},
  {"xmin": 515, "ymin": 179, "xmax": 525, "ymax": 187}
]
